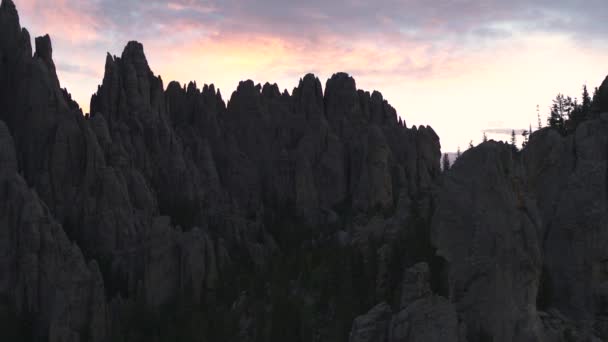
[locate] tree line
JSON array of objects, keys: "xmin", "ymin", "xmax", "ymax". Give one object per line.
[
  {"xmin": 442, "ymin": 84, "xmax": 600, "ymax": 172},
  {"xmin": 546, "ymin": 85, "xmax": 596, "ymax": 134}
]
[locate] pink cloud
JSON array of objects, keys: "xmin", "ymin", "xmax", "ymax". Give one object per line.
[
  {"xmin": 167, "ymin": 1, "xmax": 217, "ymax": 14},
  {"xmin": 17, "ymin": 0, "xmax": 101, "ymax": 43}
]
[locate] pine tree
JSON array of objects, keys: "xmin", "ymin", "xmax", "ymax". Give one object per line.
[
  {"xmin": 456, "ymin": 146, "xmax": 461, "ymax": 159},
  {"xmin": 442, "ymin": 153, "xmax": 450, "ymax": 171},
  {"xmin": 521, "ymin": 129, "xmax": 529, "ymax": 148},
  {"xmin": 566, "ymin": 96, "xmax": 575, "ymax": 113},
  {"xmin": 511, "ymin": 129, "xmax": 517, "ymax": 148},
  {"xmin": 593, "ymin": 87, "xmax": 600, "ymax": 103},
  {"xmin": 592, "ymin": 87, "xmax": 600, "ymax": 117},
  {"xmin": 482, "ymin": 132, "xmax": 488, "ymax": 142},
  {"xmin": 567, "ymin": 97, "xmax": 583, "ymax": 132},
  {"xmin": 468, "ymin": 140, "xmax": 474, "ymax": 149},
  {"xmin": 537, "ymin": 105, "xmax": 542, "ymax": 130},
  {"xmin": 548, "ymin": 94, "xmax": 567, "ymax": 133},
  {"xmin": 582, "ymin": 84, "xmax": 592, "ymax": 118},
  {"xmin": 548, "ymin": 102, "xmax": 561, "ymax": 128}
]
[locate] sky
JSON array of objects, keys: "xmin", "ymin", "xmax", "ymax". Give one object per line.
[{"xmin": 14, "ymin": 0, "xmax": 608, "ymax": 152}]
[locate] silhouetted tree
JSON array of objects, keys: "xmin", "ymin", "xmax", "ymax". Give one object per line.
[
  {"xmin": 522, "ymin": 129, "xmax": 529, "ymax": 148},
  {"xmin": 591, "ymin": 86, "xmax": 601, "ymax": 118},
  {"xmin": 542, "ymin": 84, "xmax": 596, "ymax": 136},
  {"xmin": 456, "ymin": 146, "xmax": 461, "ymax": 159},
  {"xmin": 548, "ymin": 94, "xmax": 572, "ymax": 133},
  {"xmin": 511, "ymin": 129, "xmax": 517, "ymax": 148},
  {"xmin": 537, "ymin": 105, "xmax": 542, "ymax": 130},
  {"xmin": 582, "ymin": 85, "xmax": 592, "ymax": 118},
  {"xmin": 568, "ymin": 85, "xmax": 594, "ymax": 132},
  {"xmin": 565, "ymin": 96, "xmax": 575, "ymax": 114},
  {"xmin": 468, "ymin": 140, "xmax": 474, "ymax": 149},
  {"xmin": 482, "ymin": 132, "xmax": 488, "ymax": 142},
  {"xmin": 567, "ymin": 97, "xmax": 583, "ymax": 133},
  {"xmin": 593, "ymin": 87, "xmax": 600, "ymax": 103},
  {"xmin": 548, "ymin": 104, "xmax": 562, "ymax": 130},
  {"xmin": 442, "ymin": 153, "xmax": 450, "ymax": 171}
]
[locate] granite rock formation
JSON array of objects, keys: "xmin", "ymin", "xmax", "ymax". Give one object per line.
[
  {"xmin": 349, "ymin": 263, "xmax": 460, "ymax": 342},
  {"xmin": 2, "ymin": 0, "xmax": 608, "ymax": 341},
  {"xmin": 0, "ymin": 1, "xmax": 441, "ymax": 341},
  {"xmin": 432, "ymin": 125, "xmax": 608, "ymax": 341}
]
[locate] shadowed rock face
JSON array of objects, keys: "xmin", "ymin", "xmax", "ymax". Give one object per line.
[
  {"xmin": 430, "ymin": 131, "xmax": 608, "ymax": 341},
  {"xmin": 0, "ymin": 1, "xmax": 442, "ymax": 341},
  {"xmin": 432, "ymin": 142, "xmax": 544, "ymax": 341},
  {"xmin": 2, "ymin": 0, "xmax": 608, "ymax": 341},
  {"xmin": 524, "ymin": 122, "xmax": 608, "ymax": 339},
  {"xmin": 349, "ymin": 28, "xmax": 608, "ymax": 342}
]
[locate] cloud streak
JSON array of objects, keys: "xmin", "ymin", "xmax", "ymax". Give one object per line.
[
  {"xmin": 483, "ymin": 128, "xmax": 527, "ymax": 135},
  {"xmin": 56, "ymin": 62, "xmax": 99, "ymax": 77},
  {"xmin": 82, "ymin": 0, "xmax": 608, "ymax": 45}
]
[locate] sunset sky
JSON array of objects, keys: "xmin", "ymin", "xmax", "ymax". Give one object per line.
[{"xmin": 16, "ymin": 0, "xmax": 608, "ymax": 152}]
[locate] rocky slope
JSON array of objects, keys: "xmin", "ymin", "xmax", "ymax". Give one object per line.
[
  {"xmin": 2, "ymin": 0, "xmax": 608, "ymax": 341},
  {"xmin": 429, "ymin": 99, "xmax": 608, "ymax": 341},
  {"xmin": 0, "ymin": 1, "xmax": 441, "ymax": 341}
]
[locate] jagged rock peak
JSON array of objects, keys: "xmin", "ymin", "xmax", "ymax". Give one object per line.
[
  {"xmin": 262, "ymin": 82, "xmax": 281, "ymax": 98},
  {"xmin": 225, "ymin": 80, "xmax": 265, "ymax": 118},
  {"xmin": 166, "ymin": 80, "xmax": 182, "ymax": 92},
  {"xmin": 326, "ymin": 72, "xmax": 356, "ymax": 94},
  {"xmin": 34, "ymin": 34, "xmax": 52, "ymax": 59},
  {"xmin": 418, "ymin": 125, "xmax": 438, "ymax": 138},
  {"xmin": 34, "ymin": 34, "xmax": 55, "ymax": 68},
  {"xmin": 0, "ymin": 0, "xmax": 24, "ymax": 49},
  {"xmin": 121, "ymin": 40, "xmax": 146, "ymax": 60},
  {"xmin": 187, "ymin": 80, "xmax": 198, "ymax": 94},
  {"xmin": 292, "ymin": 74, "xmax": 325, "ymax": 119},
  {"xmin": 0, "ymin": 0, "xmax": 16, "ymax": 13},
  {"xmin": 231, "ymin": 79, "xmax": 262, "ymax": 99},
  {"xmin": 120, "ymin": 40, "xmax": 151, "ymax": 74},
  {"xmin": 103, "ymin": 52, "xmax": 115, "ymax": 70},
  {"xmin": 202, "ymin": 83, "xmax": 219, "ymax": 97},
  {"xmin": 295, "ymin": 73, "xmax": 323, "ymax": 97},
  {"xmin": 302, "ymin": 72, "xmax": 320, "ymax": 84},
  {"xmin": 324, "ymin": 72, "xmax": 369, "ymax": 128}
]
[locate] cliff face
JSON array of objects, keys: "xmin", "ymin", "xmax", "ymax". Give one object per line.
[
  {"xmin": 349, "ymin": 38, "xmax": 608, "ymax": 342},
  {"xmin": 430, "ymin": 110, "xmax": 608, "ymax": 341},
  {"xmin": 0, "ymin": 1, "xmax": 441, "ymax": 341},
  {"xmin": 432, "ymin": 142, "xmax": 544, "ymax": 341},
  {"xmin": 0, "ymin": 2, "xmax": 108, "ymax": 341},
  {"xmin": 525, "ymin": 118, "xmax": 608, "ymax": 339},
  {"xmin": 2, "ymin": 0, "xmax": 608, "ymax": 341}
]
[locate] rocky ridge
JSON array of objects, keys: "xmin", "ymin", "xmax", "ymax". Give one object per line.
[
  {"xmin": 2, "ymin": 0, "xmax": 608, "ymax": 341},
  {"xmin": 0, "ymin": 0, "xmax": 440, "ymax": 340}
]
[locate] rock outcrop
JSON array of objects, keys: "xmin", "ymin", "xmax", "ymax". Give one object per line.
[
  {"xmin": 431, "ymin": 134, "xmax": 608, "ymax": 341},
  {"xmin": 433, "ymin": 142, "xmax": 543, "ymax": 341},
  {"xmin": 0, "ymin": 1, "xmax": 441, "ymax": 341},
  {"xmin": 525, "ymin": 121, "xmax": 608, "ymax": 340},
  {"xmin": 0, "ymin": 120, "xmax": 108, "ymax": 342},
  {"xmin": 349, "ymin": 263, "xmax": 461, "ymax": 342},
  {"xmin": 3, "ymin": 0, "xmax": 608, "ymax": 341}
]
